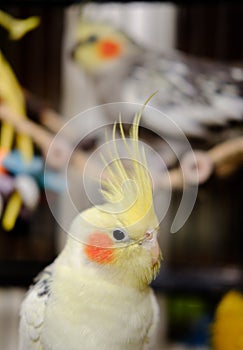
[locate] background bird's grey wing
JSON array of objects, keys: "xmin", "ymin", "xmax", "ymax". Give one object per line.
[
  {"xmin": 19, "ymin": 264, "xmax": 53, "ymax": 350},
  {"xmin": 122, "ymin": 52, "xmax": 243, "ymax": 140}
]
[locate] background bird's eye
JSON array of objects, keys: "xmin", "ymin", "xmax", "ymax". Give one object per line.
[
  {"xmin": 112, "ymin": 229, "xmax": 126, "ymax": 241},
  {"xmin": 86, "ymin": 34, "xmax": 98, "ymax": 44}
]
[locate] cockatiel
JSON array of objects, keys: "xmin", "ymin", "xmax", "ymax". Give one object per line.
[
  {"xmin": 212, "ymin": 290, "xmax": 243, "ymax": 350},
  {"xmin": 72, "ymin": 20, "xmax": 243, "ymax": 142},
  {"xmin": 0, "ymin": 10, "xmax": 39, "ymax": 160},
  {"xmin": 19, "ymin": 111, "xmax": 162, "ymax": 350}
]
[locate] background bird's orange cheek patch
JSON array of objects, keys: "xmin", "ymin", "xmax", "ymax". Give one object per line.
[
  {"xmin": 84, "ymin": 232, "xmax": 114, "ymax": 264},
  {"xmin": 97, "ymin": 40, "xmax": 122, "ymax": 59}
]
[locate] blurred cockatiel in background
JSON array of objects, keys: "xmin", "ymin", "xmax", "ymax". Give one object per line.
[
  {"xmin": 212, "ymin": 291, "xmax": 243, "ymax": 350},
  {"xmin": 19, "ymin": 111, "xmax": 162, "ymax": 350},
  {"xmin": 72, "ymin": 19, "xmax": 243, "ymax": 145},
  {"xmin": 0, "ymin": 10, "xmax": 40, "ymax": 161}
]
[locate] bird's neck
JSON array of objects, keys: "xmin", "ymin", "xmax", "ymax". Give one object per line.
[{"xmin": 55, "ymin": 245, "xmax": 151, "ymax": 292}]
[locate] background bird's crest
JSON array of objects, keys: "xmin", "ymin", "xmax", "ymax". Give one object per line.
[{"xmin": 76, "ymin": 19, "xmax": 124, "ymax": 43}]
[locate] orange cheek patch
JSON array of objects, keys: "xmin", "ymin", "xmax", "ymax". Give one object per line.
[
  {"xmin": 85, "ymin": 232, "xmax": 114, "ymax": 264},
  {"xmin": 98, "ymin": 40, "xmax": 122, "ymax": 59}
]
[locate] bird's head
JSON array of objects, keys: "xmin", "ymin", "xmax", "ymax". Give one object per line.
[
  {"xmin": 67, "ymin": 110, "xmax": 161, "ymax": 289},
  {"xmin": 71, "ymin": 20, "xmax": 140, "ymax": 75}
]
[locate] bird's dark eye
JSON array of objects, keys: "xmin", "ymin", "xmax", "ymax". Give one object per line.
[
  {"xmin": 86, "ymin": 35, "xmax": 98, "ymax": 44},
  {"xmin": 112, "ymin": 229, "xmax": 126, "ymax": 241}
]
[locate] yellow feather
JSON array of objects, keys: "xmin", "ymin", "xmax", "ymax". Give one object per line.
[{"xmin": 99, "ymin": 94, "xmax": 158, "ymax": 238}]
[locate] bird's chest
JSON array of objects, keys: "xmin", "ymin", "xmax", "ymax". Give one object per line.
[{"xmin": 41, "ymin": 277, "xmax": 154, "ymax": 350}]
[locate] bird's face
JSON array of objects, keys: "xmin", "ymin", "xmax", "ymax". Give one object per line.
[
  {"xmin": 68, "ymin": 206, "xmax": 161, "ymax": 289},
  {"xmin": 71, "ymin": 21, "xmax": 137, "ymax": 75},
  {"xmin": 65, "ymin": 110, "xmax": 161, "ymax": 289}
]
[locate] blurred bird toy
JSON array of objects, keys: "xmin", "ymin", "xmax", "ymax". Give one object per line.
[
  {"xmin": 212, "ymin": 290, "xmax": 243, "ymax": 350},
  {"xmin": 0, "ymin": 10, "xmax": 45, "ymax": 231},
  {"xmin": 0, "ymin": 9, "xmax": 40, "ymax": 161},
  {"xmin": 0, "ymin": 150, "xmax": 41, "ymax": 231},
  {"xmin": 0, "ymin": 106, "xmax": 69, "ymax": 231},
  {"xmin": 72, "ymin": 19, "xmax": 243, "ymax": 143},
  {"xmin": 0, "ymin": 9, "xmax": 39, "ymax": 40},
  {"xmin": 0, "ymin": 10, "xmax": 40, "ymax": 230},
  {"xmin": 19, "ymin": 108, "xmax": 162, "ymax": 350}
]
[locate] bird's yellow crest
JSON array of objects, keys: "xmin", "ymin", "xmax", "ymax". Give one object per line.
[{"xmin": 100, "ymin": 97, "xmax": 158, "ymax": 235}]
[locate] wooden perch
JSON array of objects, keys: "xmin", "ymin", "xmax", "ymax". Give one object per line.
[
  {"xmin": 0, "ymin": 104, "xmax": 89, "ymax": 172},
  {"xmin": 162, "ymin": 137, "xmax": 243, "ymax": 189},
  {"xmin": 24, "ymin": 89, "xmax": 76, "ymax": 140},
  {"xmin": 24, "ymin": 90, "xmax": 243, "ymax": 187},
  {"xmin": 0, "ymin": 102, "xmax": 243, "ymax": 190},
  {"xmin": 208, "ymin": 137, "xmax": 243, "ymax": 177}
]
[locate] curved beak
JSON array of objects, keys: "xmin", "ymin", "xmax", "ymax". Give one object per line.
[
  {"xmin": 151, "ymin": 239, "xmax": 160, "ymax": 266},
  {"xmin": 142, "ymin": 230, "xmax": 160, "ymax": 266}
]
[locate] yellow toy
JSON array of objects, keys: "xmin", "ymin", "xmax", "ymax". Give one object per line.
[
  {"xmin": 0, "ymin": 10, "xmax": 40, "ymax": 161},
  {"xmin": 212, "ymin": 291, "xmax": 243, "ymax": 350},
  {"xmin": 0, "ymin": 10, "xmax": 39, "ymax": 40}
]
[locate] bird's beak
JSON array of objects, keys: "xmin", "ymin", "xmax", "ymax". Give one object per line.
[
  {"xmin": 151, "ymin": 239, "xmax": 160, "ymax": 266},
  {"xmin": 142, "ymin": 230, "xmax": 160, "ymax": 266},
  {"xmin": 70, "ymin": 41, "xmax": 84, "ymax": 60}
]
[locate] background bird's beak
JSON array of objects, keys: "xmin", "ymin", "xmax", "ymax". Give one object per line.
[{"xmin": 70, "ymin": 45, "xmax": 77, "ymax": 60}]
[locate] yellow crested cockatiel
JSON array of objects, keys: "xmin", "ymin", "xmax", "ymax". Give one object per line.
[
  {"xmin": 0, "ymin": 10, "xmax": 40, "ymax": 160},
  {"xmin": 72, "ymin": 19, "xmax": 243, "ymax": 141},
  {"xmin": 19, "ymin": 111, "xmax": 162, "ymax": 350},
  {"xmin": 212, "ymin": 290, "xmax": 243, "ymax": 350}
]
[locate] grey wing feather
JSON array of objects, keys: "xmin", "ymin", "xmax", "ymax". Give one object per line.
[
  {"xmin": 122, "ymin": 52, "xmax": 243, "ymax": 139},
  {"xmin": 19, "ymin": 264, "xmax": 53, "ymax": 350}
]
